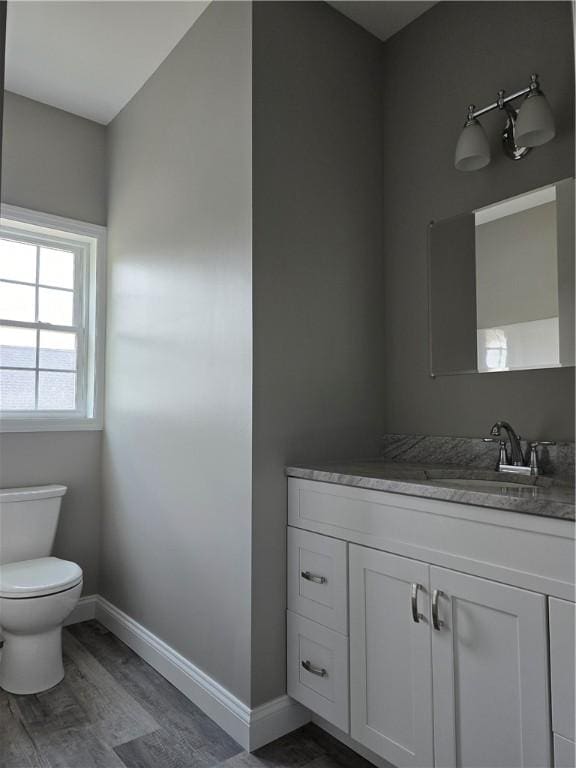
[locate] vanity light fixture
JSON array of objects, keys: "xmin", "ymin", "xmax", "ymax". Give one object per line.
[{"xmin": 454, "ymin": 74, "xmax": 556, "ymax": 172}]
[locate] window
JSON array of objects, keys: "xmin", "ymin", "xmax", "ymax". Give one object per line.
[{"xmin": 0, "ymin": 205, "xmax": 106, "ymax": 431}]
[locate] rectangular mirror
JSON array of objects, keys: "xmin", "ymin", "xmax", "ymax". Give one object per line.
[{"xmin": 428, "ymin": 178, "xmax": 575, "ymax": 376}]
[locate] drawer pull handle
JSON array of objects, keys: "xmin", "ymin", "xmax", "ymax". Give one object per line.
[
  {"xmin": 302, "ymin": 660, "xmax": 328, "ymax": 677},
  {"xmin": 432, "ymin": 589, "xmax": 445, "ymax": 631},
  {"xmin": 301, "ymin": 571, "xmax": 327, "ymax": 584},
  {"xmin": 411, "ymin": 583, "xmax": 424, "ymax": 623}
]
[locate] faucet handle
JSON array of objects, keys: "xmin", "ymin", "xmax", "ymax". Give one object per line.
[
  {"xmin": 529, "ymin": 441, "xmax": 556, "ymax": 447},
  {"xmin": 528, "ymin": 441, "xmax": 556, "ymax": 476},
  {"xmin": 483, "ymin": 437, "xmax": 508, "ymax": 469}
]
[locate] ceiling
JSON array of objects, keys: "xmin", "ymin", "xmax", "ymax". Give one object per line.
[
  {"xmin": 5, "ymin": 1, "xmax": 435, "ymax": 126},
  {"xmin": 5, "ymin": 1, "xmax": 210, "ymax": 124},
  {"xmin": 327, "ymin": 1, "xmax": 436, "ymax": 42}
]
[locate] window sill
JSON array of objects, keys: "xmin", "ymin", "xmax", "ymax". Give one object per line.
[{"xmin": 0, "ymin": 416, "xmax": 103, "ymax": 433}]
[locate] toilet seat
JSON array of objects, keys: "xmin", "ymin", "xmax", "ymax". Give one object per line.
[{"xmin": 0, "ymin": 557, "xmax": 82, "ymax": 599}]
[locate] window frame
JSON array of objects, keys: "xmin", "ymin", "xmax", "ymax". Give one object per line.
[{"xmin": 0, "ymin": 204, "xmax": 106, "ymax": 432}]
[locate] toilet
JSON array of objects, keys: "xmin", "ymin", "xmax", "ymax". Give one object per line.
[{"xmin": 0, "ymin": 485, "xmax": 82, "ymax": 694}]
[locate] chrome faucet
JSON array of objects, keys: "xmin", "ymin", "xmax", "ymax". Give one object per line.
[
  {"xmin": 485, "ymin": 420, "xmax": 556, "ymax": 476},
  {"xmin": 490, "ymin": 421, "xmax": 524, "ymax": 466}
]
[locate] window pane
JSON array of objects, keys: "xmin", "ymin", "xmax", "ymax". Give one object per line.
[
  {"xmin": 0, "ymin": 369, "xmax": 35, "ymax": 410},
  {"xmin": 38, "ymin": 287, "xmax": 74, "ymax": 326},
  {"xmin": 39, "ymin": 330, "xmax": 76, "ymax": 370},
  {"xmin": 38, "ymin": 371, "xmax": 76, "ymax": 410},
  {"xmin": 0, "ymin": 239, "xmax": 36, "ymax": 283},
  {"xmin": 0, "ymin": 326, "xmax": 36, "ymax": 368},
  {"xmin": 0, "ymin": 281, "xmax": 36, "ymax": 322},
  {"xmin": 40, "ymin": 247, "xmax": 74, "ymax": 289}
]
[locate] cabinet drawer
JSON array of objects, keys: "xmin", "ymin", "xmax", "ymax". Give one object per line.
[
  {"xmin": 550, "ymin": 598, "xmax": 575, "ymax": 741},
  {"xmin": 287, "ymin": 527, "xmax": 348, "ymax": 634},
  {"xmin": 287, "ymin": 610, "xmax": 349, "ymax": 732},
  {"xmin": 554, "ymin": 734, "xmax": 575, "ymax": 768}
]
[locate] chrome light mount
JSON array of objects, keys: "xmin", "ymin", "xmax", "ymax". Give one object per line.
[{"xmin": 499, "ymin": 91, "xmax": 531, "ymax": 162}]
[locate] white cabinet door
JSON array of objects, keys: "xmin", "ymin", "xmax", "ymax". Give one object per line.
[
  {"xmin": 430, "ymin": 567, "xmax": 551, "ymax": 768},
  {"xmin": 549, "ymin": 598, "xmax": 575, "ymax": 741},
  {"xmin": 349, "ymin": 544, "xmax": 434, "ymax": 768}
]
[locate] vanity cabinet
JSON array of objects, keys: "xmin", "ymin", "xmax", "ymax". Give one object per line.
[
  {"xmin": 287, "ymin": 478, "xmax": 575, "ymax": 768},
  {"xmin": 348, "ymin": 545, "xmax": 549, "ymax": 768}
]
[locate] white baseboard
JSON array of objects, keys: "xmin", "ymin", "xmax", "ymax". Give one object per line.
[
  {"xmin": 65, "ymin": 594, "xmax": 309, "ymax": 751},
  {"xmin": 249, "ymin": 693, "xmax": 311, "ymax": 751},
  {"xmin": 64, "ymin": 594, "xmax": 98, "ymax": 626}
]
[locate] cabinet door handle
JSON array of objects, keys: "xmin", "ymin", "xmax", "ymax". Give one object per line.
[
  {"xmin": 411, "ymin": 583, "xmax": 424, "ymax": 623},
  {"xmin": 432, "ymin": 589, "xmax": 445, "ymax": 630},
  {"xmin": 301, "ymin": 571, "xmax": 327, "ymax": 584},
  {"xmin": 302, "ymin": 660, "xmax": 328, "ymax": 677}
]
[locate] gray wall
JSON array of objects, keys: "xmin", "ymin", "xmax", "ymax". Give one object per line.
[
  {"xmin": 381, "ymin": 1, "xmax": 575, "ymax": 441},
  {"xmin": 2, "ymin": 91, "xmax": 107, "ymax": 225},
  {"xmin": 252, "ymin": 1, "xmax": 386, "ymax": 706},
  {"xmin": 429, "ymin": 213, "xmax": 477, "ymax": 374},
  {"xmin": 102, "ymin": 2, "xmax": 253, "ymax": 703},
  {"xmin": 0, "ymin": 92, "xmax": 106, "ymax": 595}
]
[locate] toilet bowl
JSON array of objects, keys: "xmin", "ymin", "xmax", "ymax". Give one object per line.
[
  {"xmin": 0, "ymin": 557, "xmax": 83, "ymax": 694},
  {"xmin": 0, "ymin": 485, "xmax": 82, "ymax": 695}
]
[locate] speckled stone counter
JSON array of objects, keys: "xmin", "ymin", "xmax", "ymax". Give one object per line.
[
  {"xmin": 379, "ymin": 433, "xmax": 575, "ymax": 483},
  {"xmin": 286, "ymin": 460, "xmax": 575, "ymax": 521}
]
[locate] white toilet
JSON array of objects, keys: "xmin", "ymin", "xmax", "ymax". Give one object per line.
[{"xmin": 0, "ymin": 485, "xmax": 83, "ymax": 694}]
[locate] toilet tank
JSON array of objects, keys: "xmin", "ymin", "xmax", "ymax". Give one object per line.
[{"xmin": 0, "ymin": 485, "xmax": 67, "ymax": 564}]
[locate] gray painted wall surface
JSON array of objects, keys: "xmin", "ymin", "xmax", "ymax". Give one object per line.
[
  {"xmin": 1, "ymin": 92, "xmax": 106, "ymax": 595},
  {"xmin": 252, "ymin": 1, "xmax": 386, "ymax": 706},
  {"xmin": 2, "ymin": 91, "xmax": 107, "ymax": 225},
  {"xmin": 0, "ymin": 432, "xmax": 101, "ymax": 594},
  {"xmin": 429, "ymin": 213, "xmax": 477, "ymax": 374},
  {"xmin": 102, "ymin": 2, "xmax": 253, "ymax": 703},
  {"xmin": 381, "ymin": 1, "xmax": 575, "ymax": 441}
]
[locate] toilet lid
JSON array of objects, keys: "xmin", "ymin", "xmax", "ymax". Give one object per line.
[{"xmin": 0, "ymin": 557, "xmax": 83, "ymax": 598}]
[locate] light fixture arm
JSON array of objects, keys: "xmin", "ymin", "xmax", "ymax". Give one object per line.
[{"xmin": 467, "ymin": 74, "xmax": 540, "ymax": 120}]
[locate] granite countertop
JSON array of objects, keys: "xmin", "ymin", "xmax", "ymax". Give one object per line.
[{"xmin": 286, "ymin": 460, "xmax": 575, "ymax": 521}]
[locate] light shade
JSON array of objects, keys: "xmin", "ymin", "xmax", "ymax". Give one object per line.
[
  {"xmin": 515, "ymin": 91, "xmax": 556, "ymax": 147},
  {"xmin": 454, "ymin": 119, "xmax": 490, "ymax": 172}
]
